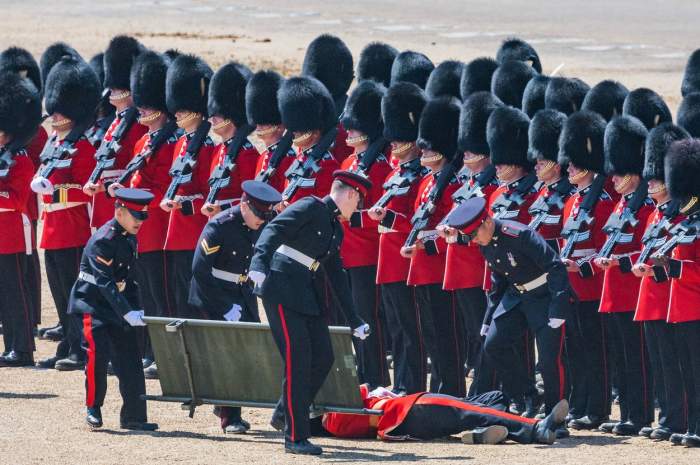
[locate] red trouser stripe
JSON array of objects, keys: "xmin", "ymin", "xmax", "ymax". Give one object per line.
[
  {"xmin": 277, "ymin": 304, "xmax": 296, "ymax": 441},
  {"xmin": 82, "ymin": 313, "xmax": 97, "ymax": 407},
  {"xmin": 416, "ymin": 394, "xmax": 539, "ymax": 425}
]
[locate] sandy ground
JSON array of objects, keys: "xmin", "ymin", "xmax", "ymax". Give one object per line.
[{"xmin": 2, "ymin": 0, "xmax": 700, "ymax": 463}]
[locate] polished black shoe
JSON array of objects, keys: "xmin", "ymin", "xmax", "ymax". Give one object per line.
[
  {"xmin": 270, "ymin": 413, "xmax": 285, "ymax": 431},
  {"xmin": 121, "ymin": 421, "xmax": 159, "ymax": 431},
  {"xmin": 534, "ymin": 399, "xmax": 569, "ymax": 444},
  {"xmin": 670, "ymin": 432, "xmax": 686, "ymax": 445},
  {"xmin": 461, "ymin": 425, "xmax": 508, "ymax": 444},
  {"xmin": 55, "ymin": 354, "xmax": 85, "ymax": 371},
  {"xmin": 522, "ymin": 392, "xmax": 544, "ymax": 419},
  {"xmin": 649, "ymin": 427, "xmax": 672, "ymax": 440},
  {"xmin": 36, "ymin": 355, "xmax": 61, "ymax": 369},
  {"xmin": 143, "ymin": 363, "xmax": 158, "ymax": 379},
  {"xmin": 683, "ymin": 434, "xmax": 700, "ymax": 447},
  {"xmin": 42, "ymin": 325, "xmax": 64, "ymax": 341},
  {"xmin": 107, "ymin": 361, "xmax": 115, "ymax": 376},
  {"xmin": 598, "ymin": 421, "xmax": 619, "ymax": 433},
  {"xmin": 86, "ymin": 407, "xmax": 103, "ymax": 428},
  {"xmin": 638, "ymin": 426, "xmax": 654, "ymax": 438},
  {"xmin": 556, "ymin": 426, "xmax": 570, "ymax": 439},
  {"xmin": 569, "ymin": 415, "xmax": 609, "ymax": 430},
  {"xmin": 224, "ymin": 419, "xmax": 250, "ymax": 434},
  {"xmin": 142, "ymin": 357, "xmax": 154, "ymax": 369},
  {"xmin": 285, "ymin": 439, "xmax": 322, "ymax": 455},
  {"xmin": 613, "ymin": 421, "xmax": 645, "ymax": 436},
  {"xmin": 0, "ymin": 351, "xmax": 34, "ymax": 367}
]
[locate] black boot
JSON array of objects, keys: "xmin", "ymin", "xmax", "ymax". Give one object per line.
[
  {"xmin": 612, "ymin": 421, "xmax": 646, "ymax": 436},
  {"xmin": 0, "ymin": 351, "xmax": 34, "ymax": 367},
  {"xmin": 55, "ymin": 353, "xmax": 85, "ymax": 371},
  {"xmin": 285, "ymin": 439, "xmax": 322, "ymax": 455},
  {"xmin": 86, "ymin": 407, "xmax": 103, "ymax": 428},
  {"xmin": 533, "ymin": 399, "xmax": 569, "ymax": 444},
  {"xmin": 522, "ymin": 392, "xmax": 544, "ymax": 419},
  {"xmin": 42, "ymin": 325, "xmax": 64, "ymax": 341},
  {"xmin": 569, "ymin": 415, "xmax": 609, "ymax": 430},
  {"xmin": 36, "ymin": 355, "xmax": 61, "ymax": 369},
  {"xmin": 224, "ymin": 419, "xmax": 251, "ymax": 434},
  {"xmin": 461, "ymin": 425, "xmax": 508, "ymax": 444},
  {"xmin": 121, "ymin": 421, "xmax": 159, "ymax": 431}
]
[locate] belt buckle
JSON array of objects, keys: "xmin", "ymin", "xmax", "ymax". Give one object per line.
[
  {"xmin": 116, "ymin": 281, "xmax": 126, "ymax": 292},
  {"xmin": 515, "ymin": 284, "xmax": 525, "ymax": 293},
  {"xmin": 238, "ymin": 274, "xmax": 248, "ymax": 284},
  {"xmin": 310, "ymin": 261, "xmax": 320, "ymax": 272}
]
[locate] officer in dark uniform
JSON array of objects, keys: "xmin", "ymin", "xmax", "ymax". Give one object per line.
[
  {"xmin": 249, "ymin": 170, "xmax": 371, "ymax": 455},
  {"xmin": 443, "ymin": 197, "xmax": 573, "ymax": 426},
  {"xmin": 67, "ymin": 188, "xmax": 158, "ymax": 431},
  {"xmin": 189, "ymin": 180, "xmax": 282, "ymax": 434}
]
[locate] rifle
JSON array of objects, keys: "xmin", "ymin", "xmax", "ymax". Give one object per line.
[
  {"xmin": 255, "ymin": 131, "xmax": 295, "ymax": 184},
  {"xmin": 354, "ymin": 137, "xmax": 389, "ymax": 176},
  {"xmin": 205, "ymin": 124, "xmax": 256, "ymax": 207},
  {"xmin": 163, "ymin": 120, "xmax": 212, "ymax": 202},
  {"xmin": 559, "ymin": 173, "xmax": 607, "ymax": 263},
  {"xmin": 114, "ymin": 120, "xmax": 179, "ymax": 187},
  {"xmin": 372, "ymin": 158, "xmax": 426, "ymax": 210},
  {"xmin": 87, "ymin": 107, "xmax": 140, "ymax": 184},
  {"xmin": 404, "ymin": 153, "xmax": 463, "ymax": 251},
  {"xmin": 597, "ymin": 182, "xmax": 649, "ymax": 259},
  {"xmin": 528, "ymin": 178, "xmax": 575, "ymax": 230},
  {"xmin": 636, "ymin": 200, "xmax": 680, "ymax": 266},
  {"xmin": 35, "ymin": 121, "xmax": 92, "ymax": 179},
  {"xmin": 651, "ymin": 211, "xmax": 700, "ymax": 263},
  {"xmin": 491, "ymin": 172, "xmax": 539, "ymax": 219},
  {"xmin": 282, "ymin": 126, "xmax": 338, "ymax": 201},
  {"xmin": 451, "ymin": 164, "xmax": 497, "ymax": 205}
]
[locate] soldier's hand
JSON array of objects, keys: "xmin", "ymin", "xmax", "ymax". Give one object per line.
[
  {"xmin": 83, "ymin": 182, "xmax": 100, "ymax": 196},
  {"xmin": 30, "ymin": 176, "xmax": 53, "ymax": 195},
  {"xmin": 631, "ymin": 263, "xmax": 653, "ymax": 278},
  {"xmin": 548, "ymin": 318, "xmax": 565, "ymax": 329},
  {"xmin": 275, "ymin": 201, "xmax": 289, "ymax": 213},
  {"xmin": 594, "ymin": 257, "xmax": 618, "ymax": 270},
  {"xmin": 353, "ymin": 323, "xmax": 371, "ymax": 340},
  {"xmin": 368, "ymin": 206, "xmax": 387, "ymax": 221},
  {"xmin": 223, "ymin": 304, "xmax": 242, "ymax": 322},
  {"xmin": 201, "ymin": 203, "xmax": 221, "ymax": 217},
  {"xmin": 562, "ymin": 259, "xmax": 580, "ymax": 273},
  {"xmin": 123, "ymin": 310, "xmax": 146, "ymax": 327},
  {"xmin": 400, "ymin": 245, "xmax": 417, "ymax": 258},
  {"xmin": 160, "ymin": 199, "xmax": 180, "ymax": 212},
  {"xmin": 248, "ymin": 270, "xmax": 266, "ymax": 287},
  {"xmin": 480, "ymin": 324, "xmax": 490, "ymax": 337},
  {"xmin": 107, "ymin": 182, "xmax": 125, "ymax": 198}
]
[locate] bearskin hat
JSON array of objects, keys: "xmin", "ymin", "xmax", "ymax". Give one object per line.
[
  {"xmin": 44, "ymin": 55, "xmax": 100, "ymax": 126},
  {"xmin": 581, "ymin": 80, "xmax": 629, "ymax": 122},
  {"xmin": 681, "ymin": 49, "xmax": 700, "ymax": 98},
  {"xmin": 545, "ymin": 77, "xmax": 590, "ymax": 115},
  {"xmin": 460, "ymin": 57, "xmax": 499, "ymax": 100},
  {"xmin": 426, "ymin": 60, "xmax": 464, "ymax": 100},
  {"xmin": 416, "ymin": 97, "xmax": 460, "ymax": 160},
  {"xmin": 130, "ymin": 51, "xmax": 169, "ymax": 113},
  {"xmin": 0, "ymin": 71, "xmax": 42, "ymax": 147},
  {"xmin": 165, "ymin": 54, "xmax": 212, "ymax": 116},
  {"xmin": 522, "ymin": 75, "xmax": 550, "ymax": 118},
  {"xmin": 302, "ymin": 34, "xmax": 353, "ymax": 101},
  {"xmin": 381, "ymin": 82, "xmax": 427, "ymax": 142},
  {"xmin": 163, "ymin": 49, "xmax": 181, "ymax": 64},
  {"xmin": 103, "ymin": 35, "xmax": 143, "ymax": 90},
  {"xmin": 622, "ymin": 88, "xmax": 672, "ymax": 130},
  {"xmin": 496, "ymin": 37, "xmax": 542, "ymax": 73},
  {"xmin": 40, "ymin": 42, "xmax": 80, "ymax": 88},
  {"xmin": 487, "ymin": 106, "xmax": 531, "ymax": 167},
  {"xmin": 207, "ymin": 62, "xmax": 251, "ymax": 127},
  {"xmin": 0, "ymin": 47, "xmax": 41, "ymax": 92},
  {"xmin": 341, "ymin": 80, "xmax": 386, "ymax": 141},
  {"xmin": 677, "ymin": 92, "xmax": 700, "ymax": 138},
  {"xmin": 643, "ymin": 123, "xmax": 690, "ymax": 182},
  {"xmin": 357, "ymin": 42, "xmax": 398, "ymax": 88},
  {"xmin": 278, "ymin": 76, "xmax": 336, "ymax": 133},
  {"xmin": 246, "ymin": 70, "xmax": 284, "ymax": 126},
  {"xmin": 89, "ymin": 53, "xmax": 106, "ymax": 87},
  {"xmin": 604, "ymin": 115, "xmax": 648, "ymax": 176},
  {"xmin": 458, "ymin": 91, "xmax": 503, "ymax": 155},
  {"xmin": 666, "ymin": 139, "xmax": 700, "ymax": 204},
  {"xmin": 558, "ymin": 110, "xmax": 607, "ymax": 173},
  {"xmin": 528, "ymin": 109, "xmax": 567, "ymax": 163},
  {"xmin": 491, "ymin": 60, "xmax": 538, "ymax": 108},
  {"xmin": 389, "ymin": 51, "xmax": 434, "ymax": 89}
]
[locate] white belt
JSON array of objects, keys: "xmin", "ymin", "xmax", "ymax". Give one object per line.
[
  {"xmin": 214, "ymin": 198, "xmax": 239, "ymax": 207},
  {"xmin": 417, "ymin": 229, "xmax": 439, "ymax": 240},
  {"xmin": 277, "ymin": 244, "xmax": 320, "ymax": 271},
  {"xmin": 514, "ymin": 273, "xmax": 548, "ymax": 293},
  {"xmin": 211, "ymin": 267, "xmax": 248, "ymax": 283},
  {"xmin": 571, "ymin": 248, "xmax": 596, "ymax": 258},
  {"xmin": 44, "ymin": 201, "xmax": 88, "ymax": 213},
  {"xmin": 100, "ymin": 169, "xmax": 126, "ymax": 180},
  {"xmin": 78, "ymin": 271, "xmax": 97, "ymax": 285},
  {"xmin": 174, "ymin": 194, "xmax": 203, "ymax": 202}
]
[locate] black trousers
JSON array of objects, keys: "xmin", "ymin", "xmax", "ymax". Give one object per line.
[
  {"xmin": 607, "ymin": 311, "xmax": 654, "ymax": 425},
  {"xmin": 392, "ymin": 391, "xmax": 538, "ymax": 443},
  {"xmin": 382, "ymin": 281, "xmax": 426, "ymax": 394},
  {"xmin": 0, "ymin": 253, "xmax": 35, "ymax": 354},
  {"xmin": 414, "ymin": 284, "xmax": 466, "ymax": 397},
  {"xmin": 454, "ymin": 287, "xmax": 495, "ymax": 396},
  {"xmin": 79, "ymin": 313, "xmax": 147, "ymax": 423},
  {"xmin": 566, "ymin": 300, "xmax": 610, "ymax": 419},
  {"xmin": 164, "ymin": 250, "xmax": 202, "ymax": 319},
  {"xmin": 675, "ymin": 321, "xmax": 700, "ymax": 435},
  {"xmin": 45, "ymin": 247, "xmax": 84, "ymax": 358},
  {"xmin": 26, "ymin": 221, "xmax": 42, "ymax": 327},
  {"xmin": 484, "ymin": 306, "xmax": 566, "ymax": 413},
  {"xmin": 264, "ymin": 299, "xmax": 334, "ymax": 442},
  {"xmin": 132, "ymin": 251, "xmax": 168, "ymax": 361},
  {"xmin": 348, "ymin": 266, "xmax": 390, "ymax": 388},
  {"xmin": 645, "ymin": 320, "xmax": 687, "ymax": 433}
]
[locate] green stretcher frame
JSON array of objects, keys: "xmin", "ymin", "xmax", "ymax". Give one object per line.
[{"xmin": 142, "ymin": 317, "xmax": 382, "ymax": 417}]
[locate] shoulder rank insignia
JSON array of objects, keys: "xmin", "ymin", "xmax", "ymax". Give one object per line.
[
  {"xmin": 501, "ymin": 221, "xmax": 525, "ymax": 237},
  {"xmin": 200, "ymin": 238, "xmax": 220, "ymax": 255},
  {"xmin": 96, "ymin": 256, "xmax": 113, "ymax": 266}
]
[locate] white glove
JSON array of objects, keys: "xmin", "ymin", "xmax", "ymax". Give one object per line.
[
  {"xmin": 123, "ymin": 310, "xmax": 146, "ymax": 327},
  {"xmin": 353, "ymin": 323, "xmax": 371, "ymax": 340},
  {"xmin": 248, "ymin": 270, "xmax": 266, "ymax": 287},
  {"xmin": 548, "ymin": 318, "xmax": 565, "ymax": 329},
  {"xmin": 480, "ymin": 324, "xmax": 490, "ymax": 337},
  {"xmin": 223, "ymin": 304, "xmax": 242, "ymax": 322},
  {"xmin": 31, "ymin": 176, "xmax": 54, "ymax": 195}
]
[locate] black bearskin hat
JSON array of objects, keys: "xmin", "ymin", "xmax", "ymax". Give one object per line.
[
  {"xmin": 491, "ymin": 60, "xmax": 538, "ymax": 108},
  {"xmin": 390, "ymin": 51, "xmax": 434, "ymax": 89},
  {"xmin": 302, "ymin": 34, "xmax": 353, "ymax": 100},
  {"xmin": 130, "ymin": 51, "xmax": 169, "ymax": 113},
  {"xmin": 666, "ymin": 139, "xmax": 700, "ymax": 204},
  {"xmin": 458, "ymin": 91, "xmax": 504, "ymax": 155},
  {"xmin": 681, "ymin": 49, "xmax": 700, "ymax": 98},
  {"xmin": 0, "ymin": 71, "xmax": 42, "ymax": 147},
  {"xmin": 381, "ymin": 82, "xmax": 427, "ymax": 142},
  {"xmin": 487, "ymin": 106, "xmax": 531, "ymax": 167},
  {"xmin": 40, "ymin": 42, "xmax": 80, "ymax": 88},
  {"xmin": 581, "ymin": 80, "xmax": 629, "ymax": 122},
  {"xmin": 521, "ymin": 75, "xmax": 550, "ymax": 118},
  {"xmin": 44, "ymin": 55, "xmax": 100, "ymax": 126},
  {"xmin": 528, "ymin": 109, "xmax": 567, "ymax": 163},
  {"xmin": 103, "ymin": 35, "xmax": 143, "ymax": 90},
  {"xmin": 165, "ymin": 54, "xmax": 213, "ymax": 116},
  {"xmin": 460, "ymin": 57, "xmax": 498, "ymax": 100},
  {"xmin": 545, "ymin": 77, "xmax": 590, "ymax": 115},
  {"xmin": 0, "ymin": 47, "xmax": 41, "ymax": 92},
  {"xmin": 426, "ymin": 60, "xmax": 464, "ymax": 100},
  {"xmin": 643, "ymin": 123, "xmax": 689, "ymax": 181},
  {"xmin": 496, "ymin": 37, "xmax": 542, "ymax": 73},
  {"xmin": 208, "ymin": 62, "xmax": 252, "ymax": 127},
  {"xmin": 341, "ymin": 80, "xmax": 386, "ymax": 141},
  {"xmin": 89, "ymin": 53, "xmax": 106, "ymax": 87},
  {"xmin": 677, "ymin": 92, "xmax": 700, "ymax": 138},
  {"xmin": 357, "ymin": 42, "xmax": 398, "ymax": 88},
  {"xmin": 246, "ymin": 70, "xmax": 284, "ymax": 126},
  {"xmin": 622, "ymin": 88, "xmax": 671, "ymax": 130},
  {"xmin": 278, "ymin": 76, "xmax": 336, "ymax": 133},
  {"xmin": 416, "ymin": 97, "xmax": 460, "ymax": 160},
  {"xmin": 558, "ymin": 110, "xmax": 607, "ymax": 173},
  {"xmin": 604, "ymin": 115, "xmax": 648, "ymax": 176}
]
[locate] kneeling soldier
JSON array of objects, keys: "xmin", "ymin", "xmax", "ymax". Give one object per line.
[
  {"xmin": 67, "ymin": 188, "xmax": 157, "ymax": 431},
  {"xmin": 189, "ymin": 180, "xmax": 282, "ymax": 434}
]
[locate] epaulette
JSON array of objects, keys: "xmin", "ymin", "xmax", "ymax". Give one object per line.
[
  {"xmin": 203, "ymin": 136, "xmax": 216, "ymax": 147},
  {"xmin": 103, "ymin": 226, "xmax": 118, "ymax": 240},
  {"xmin": 214, "ymin": 208, "xmax": 234, "ymax": 224},
  {"xmin": 500, "ymin": 220, "xmax": 526, "ymax": 237}
]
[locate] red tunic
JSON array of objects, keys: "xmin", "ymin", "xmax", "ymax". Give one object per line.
[
  {"xmin": 207, "ymin": 139, "xmax": 260, "ymax": 207},
  {"xmin": 254, "ymin": 140, "xmax": 297, "ymax": 193},
  {"xmin": 332, "ymin": 123, "xmax": 354, "ymax": 164},
  {"xmin": 407, "ymin": 172, "xmax": 460, "ymax": 286},
  {"xmin": 599, "ymin": 194, "xmax": 654, "ymax": 313},
  {"xmin": 129, "ymin": 130, "xmax": 178, "ymax": 253},
  {"xmin": 24, "ymin": 126, "xmax": 48, "ymax": 223},
  {"xmin": 284, "ymin": 146, "xmax": 340, "ymax": 204},
  {"xmin": 667, "ymin": 234, "xmax": 700, "ymax": 323},
  {"xmin": 40, "ymin": 136, "xmax": 96, "ymax": 250},
  {"xmin": 0, "ymin": 150, "xmax": 34, "ymax": 254},
  {"xmin": 340, "ymin": 149, "xmax": 393, "ymax": 268},
  {"xmin": 90, "ymin": 112, "xmax": 147, "ymax": 228},
  {"xmin": 163, "ymin": 133, "xmax": 216, "ymax": 251}
]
